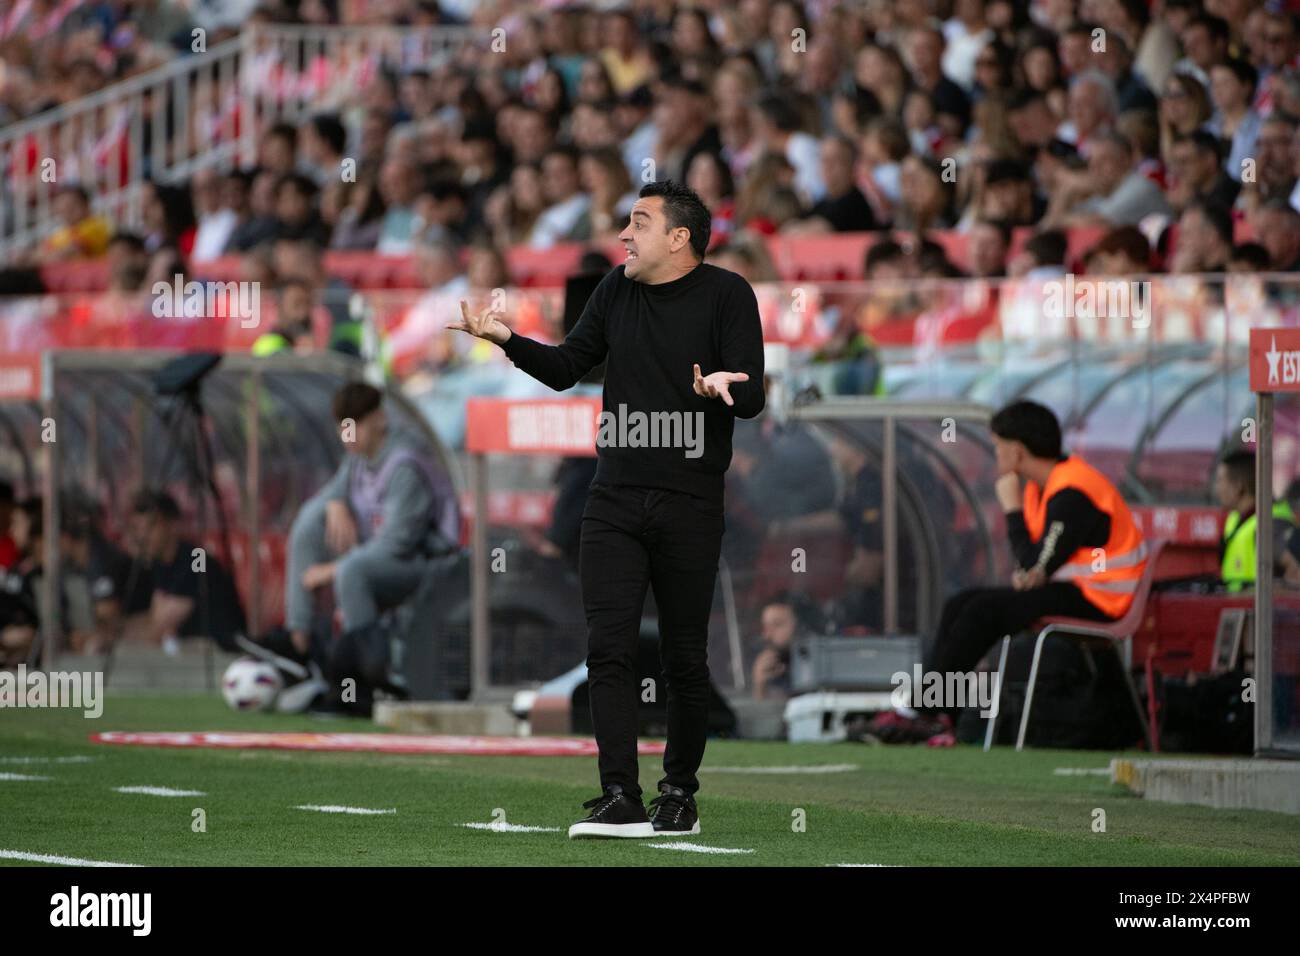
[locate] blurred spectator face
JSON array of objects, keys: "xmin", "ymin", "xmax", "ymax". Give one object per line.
[
  {"xmin": 984, "ymin": 176, "xmax": 1031, "ymax": 220},
  {"xmin": 1007, "ymin": 97, "xmax": 1057, "ymax": 149},
  {"xmin": 906, "ymin": 28, "xmax": 943, "ymax": 79},
  {"xmin": 510, "ymin": 165, "xmax": 546, "ymax": 213},
  {"xmin": 272, "ymin": 240, "xmax": 320, "ymax": 284},
  {"xmin": 1087, "ymin": 138, "xmax": 1131, "ymax": 193},
  {"xmin": 1175, "ymin": 206, "xmax": 1226, "ymax": 270},
  {"xmin": 1160, "ymin": 76, "xmax": 1205, "ymax": 132},
  {"xmin": 655, "ymin": 86, "xmax": 703, "ymax": 149},
  {"xmin": 805, "ymin": 40, "xmax": 843, "ymax": 94},
  {"xmin": 1166, "ymin": 139, "xmax": 1218, "ymax": 208},
  {"xmin": 513, "ymin": 110, "xmax": 554, "ymax": 164},
  {"xmin": 416, "ymin": 243, "xmax": 460, "ymax": 288},
  {"xmin": 534, "ymin": 71, "xmax": 566, "ymax": 115},
  {"xmin": 686, "ymin": 152, "xmax": 725, "ymax": 206},
  {"xmin": 542, "ymin": 152, "xmax": 581, "ymax": 203},
  {"xmin": 1254, "ymin": 120, "xmax": 1296, "ymax": 192},
  {"xmin": 53, "ymin": 189, "xmax": 90, "ymax": 227},
  {"xmin": 602, "ymin": 12, "xmax": 635, "ymax": 52},
  {"xmin": 1254, "ymin": 207, "xmax": 1300, "ymax": 270},
  {"xmin": 1022, "ymin": 46, "xmax": 1058, "ymax": 91},
  {"xmin": 275, "ymin": 182, "xmax": 312, "ymax": 226},
  {"xmin": 1181, "ymin": 22, "xmax": 1225, "ymax": 72},
  {"xmin": 191, "ymin": 169, "xmax": 222, "ymax": 215},
  {"xmin": 361, "ymin": 113, "xmax": 393, "ymax": 160},
  {"xmin": 259, "ymin": 133, "xmax": 296, "ymax": 175},
  {"xmin": 713, "ymin": 68, "xmax": 752, "ymax": 123},
  {"xmin": 818, "ymin": 138, "xmax": 856, "ymax": 197},
  {"xmin": 467, "ymin": 246, "xmax": 508, "ymax": 289},
  {"xmin": 968, "ymin": 223, "xmax": 1008, "ymax": 277},
  {"xmin": 278, "ymin": 283, "xmax": 314, "ymax": 329},
  {"xmin": 672, "ymin": 10, "xmax": 713, "ymax": 57},
  {"xmin": 760, "ymin": 602, "xmax": 797, "ymax": 650},
  {"xmin": 1069, "ymin": 78, "xmax": 1113, "ymax": 139},
  {"xmin": 577, "ymin": 60, "xmax": 614, "ymax": 103},
  {"xmin": 1058, "ymin": 31, "xmax": 1091, "ymax": 76},
  {"xmin": 379, "ymin": 160, "xmax": 419, "ymax": 207},
  {"xmin": 1208, "ymin": 64, "xmax": 1249, "ymax": 113},
  {"xmin": 250, "ymin": 171, "xmax": 278, "ymax": 217},
  {"xmin": 1242, "ymin": 7, "xmax": 1272, "ymax": 63},
  {"xmin": 1264, "ymin": 15, "xmax": 1300, "ymax": 71},
  {"xmin": 346, "ymin": 406, "xmax": 388, "ymax": 459}
]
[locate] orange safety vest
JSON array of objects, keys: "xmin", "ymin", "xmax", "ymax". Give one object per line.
[{"xmin": 1022, "ymin": 456, "xmax": 1148, "ymax": 617}]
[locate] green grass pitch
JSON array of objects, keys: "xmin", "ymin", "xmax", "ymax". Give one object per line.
[{"xmin": 2, "ymin": 695, "xmax": 1297, "ymax": 866}]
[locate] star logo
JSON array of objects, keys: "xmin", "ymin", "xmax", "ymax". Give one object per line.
[{"xmin": 1267, "ymin": 335, "xmax": 1281, "ymax": 385}]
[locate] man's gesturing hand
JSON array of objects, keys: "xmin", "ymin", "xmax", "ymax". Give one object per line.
[
  {"xmin": 693, "ymin": 363, "xmax": 749, "ymax": 407},
  {"xmin": 448, "ymin": 299, "xmax": 512, "ymax": 345}
]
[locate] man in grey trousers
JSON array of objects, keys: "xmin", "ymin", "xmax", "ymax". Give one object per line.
[{"xmin": 285, "ymin": 382, "xmax": 459, "ymax": 674}]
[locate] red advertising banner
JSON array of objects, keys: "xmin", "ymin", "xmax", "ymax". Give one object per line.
[
  {"xmin": 0, "ymin": 353, "xmax": 41, "ymax": 400},
  {"xmin": 465, "ymin": 397, "xmax": 602, "ymax": 455},
  {"xmin": 1250, "ymin": 327, "xmax": 1300, "ymax": 392}
]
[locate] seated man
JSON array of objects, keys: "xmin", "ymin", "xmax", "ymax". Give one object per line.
[
  {"xmin": 868, "ymin": 400, "xmax": 1148, "ymax": 744},
  {"xmin": 1216, "ymin": 449, "xmax": 1294, "ymax": 591},
  {"xmin": 129, "ymin": 490, "xmax": 246, "ymax": 656},
  {"xmin": 750, "ymin": 593, "xmax": 818, "ymax": 701},
  {"xmin": 283, "ymin": 383, "xmax": 459, "ymax": 706},
  {"xmin": 0, "ymin": 498, "xmax": 43, "ymax": 666},
  {"xmin": 60, "ymin": 498, "xmax": 154, "ymax": 654}
]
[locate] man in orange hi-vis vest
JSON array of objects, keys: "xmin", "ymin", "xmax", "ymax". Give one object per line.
[{"xmin": 865, "ymin": 400, "xmax": 1147, "ymax": 745}]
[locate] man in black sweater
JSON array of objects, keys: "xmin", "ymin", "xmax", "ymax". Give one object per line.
[{"xmin": 451, "ymin": 180, "xmax": 765, "ymax": 838}]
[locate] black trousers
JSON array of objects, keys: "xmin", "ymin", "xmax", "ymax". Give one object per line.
[
  {"xmin": 920, "ymin": 582, "xmax": 1113, "ymax": 717},
  {"xmin": 579, "ymin": 482, "xmax": 724, "ymax": 798}
]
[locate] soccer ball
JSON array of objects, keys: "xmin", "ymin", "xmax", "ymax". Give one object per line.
[{"xmin": 221, "ymin": 658, "xmax": 284, "ymax": 712}]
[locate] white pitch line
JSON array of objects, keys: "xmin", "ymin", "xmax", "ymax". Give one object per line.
[
  {"xmin": 113, "ymin": 785, "xmax": 206, "ymax": 797},
  {"xmin": 0, "ymin": 849, "xmax": 138, "ymax": 868},
  {"xmin": 828, "ymin": 863, "xmax": 893, "ymax": 867},
  {"xmin": 1053, "ymin": 768, "xmax": 1111, "ymax": 776},
  {"xmin": 294, "ymin": 805, "xmax": 396, "ymax": 815},
  {"xmin": 702, "ymin": 764, "xmax": 859, "ymax": 774},
  {"xmin": 0, "ymin": 772, "xmax": 50, "ymax": 782},
  {"xmin": 647, "ymin": 842, "xmax": 755, "ymax": 855},
  {"xmin": 462, "ymin": 822, "xmax": 564, "ymax": 833},
  {"xmin": 0, "ymin": 756, "xmax": 96, "ymax": 764}
]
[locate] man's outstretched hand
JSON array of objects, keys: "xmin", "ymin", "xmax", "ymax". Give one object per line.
[
  {"xmin": 449, "ymin": 300, "xmax": 512, "ymax": 345},
  {"xmin": 693, "ymin": 363, "xmax": 749, "ymax": 407}
]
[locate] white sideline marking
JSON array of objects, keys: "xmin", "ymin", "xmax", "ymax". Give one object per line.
[
  {"xmin": 0, "ymin": 772, "xmax": 50, "ymax": 781},
  {"xmin": 462, "ymin": 822, "xmax": 564, "ymax": 833},
  {"xmin": 114, "ymin": 785, "xmax": 206, "ymax": 797},
  {"xmin": 828, "ymin": 863, "xmax": 893, "ymax": 867},
  {"xmin": 0, "ymin": 756, "xmax": 96, "ymax": 764},
  {"xmin": 294, "ymin": 805, "xmax": 396, "ymax": 815},
  {"xmin": 0, "ymin": 849, "xmax": 138, "ymax": 868},
  {"xmin": 647, "ymin": 843, "xmax": 755, "ymax": 855},
  {"xmin": 1053, "ymin": 768, "xmax": 1111, "ymax": 776},
  {"xmin": 702, "ymin": 764, "xmax": 859, "ymax": 774}
]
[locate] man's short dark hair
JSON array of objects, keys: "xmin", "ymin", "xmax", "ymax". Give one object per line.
[
  {"xmin": 1187, "ymin": 13, "xmax": 1231, "ymax": 44},
  {"xmin": 637, "ymin": 180, "xmax": 711, "ymax": 259},
  {"xmin": 332, "ymin": 382, "xmax": 383, "ymax": 424},
  {"xmin": 1175, "ymin": 128, "xmax": 1224, "ymax": 159},
  {"xmin": 1215, "ymin": 57, "xmax": 1258, "ymax": 98},
  {"xmin": 1219, "ymin": 449, "xmax": 1255, "ymax": 493},
  {"xmin": 276, "ymin": 172, "xmax": 319, "ymax": 200},
  {"xmin": 108, "ymin": 231, "xmax": 147, "ymax": 254},
  {"xmin": 990, "ymin": 400, "xmax": 1063, "ymax": 459},
  {"xmin": 864, "ymin": 238, "xmax": 907, "ymax": 274},
  {"xmin": 266, "ymin": 122, "xmax": 298, "ymax": 148},
  {"xmin": 1230, "ymin": 242, "xmax": 1271, "ymax": 270},
  {"xmin": 1187, "ymin": 197, "xmax": 1235, "ymax": 246}
]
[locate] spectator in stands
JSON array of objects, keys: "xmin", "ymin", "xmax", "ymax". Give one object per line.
[
  {"xmin": 1246, "ymin": 115, "xmax": 1299, "ymax": 211},
  {"xmin": 128, "ymin": 490, "xmax": 245, "ymax": 656},
  {"xmin": 528, "ymin": 145, "xmax": 593, "ymax": 249},
  {"xmin": 273, "ymin": 173, "xmax": 330, "ymax": 246},
  {"xmin": 140, "ymin": 181, "xmax": 196, "ymax": 257},
  {"xmin": 1044, "ymin": 130, "xmax": 1171, "ymax": 228},
  {"xmin": 1086, "ymin": 225, "xmax": 1152, "ymax": 274},
  {"xmin": 653, "ymin": 75, "xmax": 723, "ymax": 188},
  {"xmin": 330, "ymin": 173, "xmax": 387, "ymax": 251},
  {"xmin": 271, "ymin": 238, "xmax": 359, "ymax": 355},
  {"xmin": 1098, "ymin": 33, "xmax": 1159, "ymax": 114},
  {"xmin": 895, "ymin": 154, "xmax": 957, "ymax": 231},
  {"xmin": 59, "ymin": 497, "xmax": 152, "ymax": 655},
  {"xmin": 375, "ymin": 157, "xmax": 426, "ymax": 254},
  {"xmin": 1165, "ymin": 130, "xmax": 1240, "ymax": 214},
  {"xmin": 299, "ymin": 113, "xmax": 348, "ymax": 186},
  {"xmin": 1176, "ymin": 14, "xmax": 1232, "ymax": 87},
  {"xmin": 260, "ymin": 122, "xmax": 299, "ymax": 177},
  {"xmin": 190, "ymin": 168, "xmax": 240, "ymax": 263},
  {"xmin": 1229, "ymin": 242, "xmax": 1272, "ymax": 273},
  {"xmin": 224, "ymin": 169, "xmax": 278, "ymax": 253},
  {"xmin": 1206, "ymin": 58, "xmax": 1260, "ymax": 183},
  {"xmin": 752, "ymin": 91, "xmax": 824, "ymax": 207},
  {"xmin": 1250, "ymin": 199, "xmax": 1300, "ymax": 272},
  {"xmin": 981, "ymin": 158, "xmax": 1045, "ymax": 226},
  {"xmin": 1062, "ymin": 70, "xmax": 1120, "ymax": 149},
  {"xmin": 1170, "ymin": 198, "xmax": 1235, "ymax": 273},
  {"xmin": 1158, "ymin": 71, "xmax": 1214, "ymax": 162},
  {"xmin": 968, "ymin": 219, "xmax": 1011, "ymax": 278},
  {"xmin": 796, "ymin": 136, "xmax": 877, "ymax": 233},
  {"xmin": 904, "ymin": 23, "xmax": 971, "ymax": 140},
  {"xmin": 1007, "ymin": 228, "xmax": 1068, "ymax": 278},
  {"xmin": 1006, "ymin": 88, "xmax": 1063, "ymax": 153},
  {"xmin": 39, "ymin": 184, "xmax": 111, "ymax": 262},
  {"xmin": 582, "ymin": 147, "xmax": 639, "ymax": 242},
  {"xmin": 599, "ymin": 8, "xmax": 656, "ymax": 96}
]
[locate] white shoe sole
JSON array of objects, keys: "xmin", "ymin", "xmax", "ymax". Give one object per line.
[{"xmin": 567, "ymin": 821, "xmax": 656, "ymax": 839}]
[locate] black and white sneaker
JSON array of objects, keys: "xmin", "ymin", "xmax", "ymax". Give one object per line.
[
  {"xmin": 567, "ymin": 785, "xmax": 655, "ymax": 839},
  {"xmin": 648, "ymin": 785, "xmax": 700, "ymax": 836}
]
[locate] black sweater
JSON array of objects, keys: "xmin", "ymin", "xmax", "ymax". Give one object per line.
[
  {"xmin": 1006, "ymin": 487, "xmax": 1111, "ymax": 577},
  {"xmin": 500, "ymin": 262, "xmax": 765, "ymax": 501}
]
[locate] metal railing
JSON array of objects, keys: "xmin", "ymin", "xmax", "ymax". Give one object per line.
[{"xmin": 0, "ymin": 24, "xmax": 475, "ymax": 264}]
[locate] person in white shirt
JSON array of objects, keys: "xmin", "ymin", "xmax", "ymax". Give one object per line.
[{"xmin": 527, "ymin": 146, "xmax": 592, "ymax": 249}]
